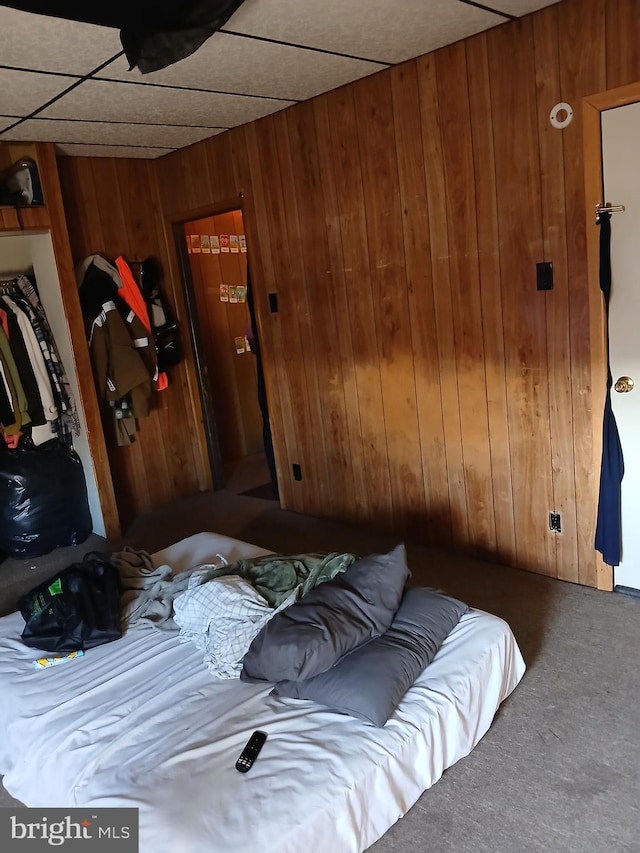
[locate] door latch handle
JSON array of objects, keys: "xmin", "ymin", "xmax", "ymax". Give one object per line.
[{"xmin": 614, "ymin": 376, "xmax": 634, "ymax": 393}]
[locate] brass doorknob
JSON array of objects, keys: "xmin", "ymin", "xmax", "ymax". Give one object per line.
[{"xmin": 614, "ymin": 376, "xmax": 634, "ymax": 393}]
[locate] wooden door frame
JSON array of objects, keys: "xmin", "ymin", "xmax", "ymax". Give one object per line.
[
  {"xmin": 583, "ymin": 81, "xmax": 640, "ymax": 591},
  {"xmin": 168, "ymin": 197, "xmax": 254, "ymax": 492}
]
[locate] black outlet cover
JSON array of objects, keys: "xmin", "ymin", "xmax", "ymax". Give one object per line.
[{"xmin": 537, "ymin": 262, "xmax": 554, "ymax": 291}]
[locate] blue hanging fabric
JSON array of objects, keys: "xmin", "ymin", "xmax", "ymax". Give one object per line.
[{"xmin": 594, "ymin": 211, "xmax": 624, "ymax": 567}]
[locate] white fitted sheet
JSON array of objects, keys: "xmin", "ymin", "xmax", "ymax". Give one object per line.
[{"xmin": 0, "ymin": 533, "xmax": 525, "ymax": 853}]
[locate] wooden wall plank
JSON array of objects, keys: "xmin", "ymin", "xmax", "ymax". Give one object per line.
[
  {"xmin": 0, "ymin": 207, "xmax": 20, "ymax": 230},
  {"xmin": 254, "ymin": 114, "xmax": 325, "ymax": 514},
  {"xmin": 466, "ymin": 33, "xmax": 517, "ymax": 567},
  {"xmin": 313, "ymin": 93, "xmax": 371, "ymax": 524},
  {"xmin": 206, "ymin": 132, "xmax": 238, "ymax": 203},
  {"xmin": 389, "ymin": 61, "xmax": 450, "ymax": 545},
  {"xmin": 558, "ymin": 0, "xmax": 607, "ymax": 586},
  {"xmin": 436, "ymin": 42, "xmax": 496, "ymax": 558},
  {"xmin": 417, "ymin": 53, "xmax": 469, "ymax": 547},
  {"xmin": 274, "ymin": 108, "xmax": 332, "ymax": 516},
  {"xmin": 326, "ymin": 87, "xmax": 394, "ymax": 531},
  {"xmin": 154, "ymin": 150, "xmax": 190, "ymax": 220},
  {"xmin": 58, "ymin": 157, "xmax": 106, "ymax": 255},
  {"xmin": 533, "ymin": 6, "xmax": 579, "ymax": 582},
  {"xmin": 285, "ymin": 100, "xmax": 356, "ymax": 522},
  {"xmin": 354, "ymin": 72, "xmax": 426, "ymax": 540},
  {"xmin": 183, "ymin": 143, "xmax": 213, "ymax": 212},
  {"xmin": 487, "ymin": 18, "xmax": 555, "ymax": 576}
]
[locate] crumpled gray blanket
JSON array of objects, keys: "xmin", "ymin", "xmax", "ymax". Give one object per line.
[
  {"xmin": 111, "ymin": 546, "xmax": 227, "ymax": 630},
  {"xmin": 111, "ymin": 547, "xmax": 358, "ymax": 632}
]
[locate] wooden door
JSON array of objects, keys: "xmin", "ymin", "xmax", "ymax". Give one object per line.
[
  {"xmin": 601, "ymin": 101, "xmax": 640, "ymax": 591},
  {"xmin": 184, "ymin": 210, "xmax": 263, "ymax": 475}
]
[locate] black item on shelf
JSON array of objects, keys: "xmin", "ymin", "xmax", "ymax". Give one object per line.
[
  {"xmin": 0, "ymin": 157, "xmax": 44, "ymax": 206},
  {"xmin": 0, "ymin": 436, "xmax": 92, "ymax": 559},
  {"xmin": 19, "ymin": 554, "xmax": 121, "ymax": 652}
]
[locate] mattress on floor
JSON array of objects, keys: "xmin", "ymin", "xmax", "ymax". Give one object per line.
[{"xmin": 0, "ymin": 532, "xmax": 526, "ymax": 853}]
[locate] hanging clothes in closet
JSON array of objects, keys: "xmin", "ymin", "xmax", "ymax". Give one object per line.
[
  {"xmin": 77, "ymin": 255, "xmax": 164, "ymax": 446},
  {"xmin": 0, "ymin": 274, "xmax": 80, "ymax": 449}
]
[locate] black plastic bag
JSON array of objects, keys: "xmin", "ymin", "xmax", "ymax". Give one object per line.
[
  {"xmin": 19, "ymin": 554, "xmax": 122, "ymax": 652},
  {"xmin": 0, "ymin": 437, "xmax": 92, "ymax": 559}
]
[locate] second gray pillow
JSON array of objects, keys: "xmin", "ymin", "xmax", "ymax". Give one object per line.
[{"xmin": 240, "ymin": 542, "xmax": 410, "ymax": 683}]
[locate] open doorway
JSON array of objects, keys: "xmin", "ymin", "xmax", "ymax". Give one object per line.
[{"xmin": 178, "ymin": 208, "xmax": 278, "ymax": 501}]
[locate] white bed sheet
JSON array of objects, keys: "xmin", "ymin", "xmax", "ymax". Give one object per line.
[{"xmin": 0, "ymin": 533, "xmax": 526, "ymax": 853}]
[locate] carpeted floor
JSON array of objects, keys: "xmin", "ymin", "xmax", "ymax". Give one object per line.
[
  {"xmin": 239, "ymin": 481, "xmax": 280, "ymax": 500},
  {"xmin": 1, "ymin": 489, "xmax": 639, "ymax": 852}
]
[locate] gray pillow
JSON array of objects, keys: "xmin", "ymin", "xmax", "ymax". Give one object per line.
[
  {"xmin": 240, "ymin": 543, "xmax": 410, "ymax": 683},
  {"xmin": 272, "ymin": 587, "xmax": 469, "ymax": 727}
]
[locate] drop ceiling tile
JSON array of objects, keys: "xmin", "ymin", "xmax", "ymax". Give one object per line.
[
  {"xmin": 226, "ymin": 0, "xmax": 504, "ymax": 64},
  {"xmin": 0, "ymin": 68, "xmax": 77, "ymax": 117},
  {"xmin": 1, "ymin": 7, "xmax": 123, "ymax": 75},
  {"xmin": 487, "ymin": 0, "xmax": 560, "ymax": 15},
  {"xmin": 0, "ymin": 118, "xmax": 221, "ymax": 149},
  {"xmin": 0, "ymin": 116, "xmax": 19, "ymax": 132},
  {"xmin": 96, "ymin": 32, "xmax": 384, "ymax": 101},
  {"xmin": 55, "ymin": 143, "xmax": 172, "ymax": 159},
  {"xmin": 38, "ymin": 79, "xmax": 294, "ymax": 128}
]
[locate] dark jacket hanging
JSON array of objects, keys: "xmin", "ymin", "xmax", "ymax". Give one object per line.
[{"xmin": 594, "ymin": 211, "xmax": 624, "ymax": 568}]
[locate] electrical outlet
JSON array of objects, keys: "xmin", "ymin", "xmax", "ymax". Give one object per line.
[
  {"xmin": 549, "ymin": 512, "xmax": 561, "ymax": 533},
  {"xmin": 537, "ymin": 262, "xmax": 554, "ymax": 291}
]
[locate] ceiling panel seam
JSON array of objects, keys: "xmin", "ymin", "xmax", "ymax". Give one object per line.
[
  {"xmin": 4, "ymin": 116, "xmax": 228, "ymax": 130},
  {"xmin": 93, "ymin": 75, "xmax": 298, "ymax": 102},
  {"xmin": 219, "ymin": 28, "xmax": 392, "ymax": 66},
  {"xmin": 0, "ymin": 51, "xmax": 125, "ymax": 136},
  {"xmin": 458, "ymin": 0, "xmax": 515, "ymax": 19}
]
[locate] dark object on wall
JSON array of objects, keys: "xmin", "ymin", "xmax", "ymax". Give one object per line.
[
  {"xmin": 1, "ymin": 1, "xmax": 246, "ymax": 73},
  {"xmin": 0, "ymin": 157, "xmax": 44, "ymax": 206},
  {"xmin": 0, "ymin": 437, "xmax": 92, "ymax": 560},
  {"xmin": 536, "ymin": 261, "xmax": 553, "ymax": 291},
  {"xmin": 19, "ymin": 554, "xmax": 121, "ymax": 652},
  {"xmin": 140, "ymin": 257, "xmax": 182, "ymax": 370}
]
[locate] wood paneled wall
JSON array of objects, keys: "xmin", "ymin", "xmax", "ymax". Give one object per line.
[
  {"xmin": 57, "ymin": 156, "xmax": 210, "ymax": 530},
  {"xmin": 58, "ymin": 0, "xmax": 638, "ymax": 584}
]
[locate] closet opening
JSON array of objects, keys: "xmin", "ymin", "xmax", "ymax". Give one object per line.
[{"xmin": 174, "ymin": 208, "xmax": 279, "ymax": 502}]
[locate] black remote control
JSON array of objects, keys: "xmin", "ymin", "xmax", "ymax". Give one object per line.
[{"xmin": 235, "ymin": 730, "xmax": 267, "ymax": 773}]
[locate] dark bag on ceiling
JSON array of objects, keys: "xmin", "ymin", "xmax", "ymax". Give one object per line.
[{"xmin": 19, "ymin": 554, "xmax": 122, "ymax": 652}]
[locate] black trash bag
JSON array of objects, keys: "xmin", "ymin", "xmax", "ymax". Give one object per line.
[
  {"xmin": 19, "ymin": 554, "xmax": 122, "ymax": 652},
  {"xmin": 0, "ymin": 437, "xmax": 92, "ymax": 559}
]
